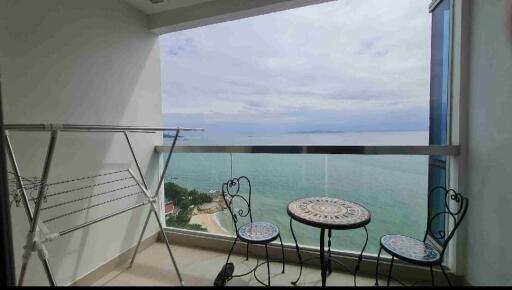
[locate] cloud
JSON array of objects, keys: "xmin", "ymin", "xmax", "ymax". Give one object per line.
[{"xmin": 160, "ymin": 0, "xmax": 431, "ymax": 133}]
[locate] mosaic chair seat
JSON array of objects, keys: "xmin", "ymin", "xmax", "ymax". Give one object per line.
[
  {"xmin": 380, "ymin": 235, "xmax": 441, "ymax": 265},
  {"xmin": 219, "ymin": 176, "xmax": 285, "ymax": 286},
  {"xmin": 237, "ymin": 221, "xmax": 280, "ymax": 244},
  {"xmin": 375, "ymin": 187, "xmax": 468, "ymax": 287}
]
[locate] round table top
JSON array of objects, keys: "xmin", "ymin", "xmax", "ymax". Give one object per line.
[{"xmin": 287, "ymin": 197, "xmax": 371, "ymax": 230}]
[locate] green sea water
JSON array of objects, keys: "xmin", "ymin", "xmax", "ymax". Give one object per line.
[{"xmin": 165, "ymin": 148, "xmax": 428, "ymax": 254}]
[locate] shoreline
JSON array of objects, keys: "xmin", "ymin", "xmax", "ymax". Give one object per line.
[
  {"xmin": 189, "ymin": 212, "xmax": 229, "ymax": 235},
  {"xmin": 213, "ymin": 212, "xmax": 232, "ymax": 234}
]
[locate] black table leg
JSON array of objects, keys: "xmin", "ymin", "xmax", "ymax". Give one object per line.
[
  {"xmin": 287, "ymin": 197, "xmax": 371, "ymax": 288},
  {"xmin": 320, "ymin": 228, "xmax": 326, "ymax": 287},
  {"xmin": 290, "ymin": 218, "xmax": 303, "ymax": 285},
  {"xmin": 354, "ymin": 226, "xmax": 369, "ymax": 286}
]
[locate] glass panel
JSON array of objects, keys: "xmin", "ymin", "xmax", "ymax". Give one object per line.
[
  {"xmin": 429, "ymin": 0, "xmax": 451, "ymax": 146},
  {"xmin": 428, "ymin": 0, "xmax": 451, "ymax": 244},
  {"xmin": 427, "ymin": 159, "xmax": 447, "ymax": 244},
  {"xmin": 164, "ymin": 152, "xmax": 428, "ymax": 255}
]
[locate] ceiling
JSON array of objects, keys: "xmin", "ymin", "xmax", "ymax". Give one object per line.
[
  {"xmin": 125, "ymin": 0, "xmax": 333, "ymax": 35},
  {"xmin": 125, "ymin": 0, "xmax": 214, "ymax": 15}
]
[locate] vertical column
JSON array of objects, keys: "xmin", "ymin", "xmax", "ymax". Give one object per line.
[{"xmin": 0, "ymin": 76, "xmax": 17, "ymax": 285}]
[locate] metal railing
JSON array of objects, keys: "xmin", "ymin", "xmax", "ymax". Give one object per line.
[
  {"xmin": 154, "ymin": 143, "xmax": 460, "ymax": 277},
  {"xmin": 155, "ymin": 145, "xmax": 460, "ymax": 156}
]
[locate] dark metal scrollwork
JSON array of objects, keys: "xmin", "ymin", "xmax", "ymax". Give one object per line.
[
  {"xmin": 424, "ymin": 186, "xmax": 469, "ymax": 258},
  {"xmin": 221, "ymin": 176, "xmax": 253, "ymax": 231}
]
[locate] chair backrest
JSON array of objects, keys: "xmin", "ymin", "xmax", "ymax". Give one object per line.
[
  {"xmin": 423, "ymin": 186, "xmax": 469, "ymax": 259},
  {"xmin": 221, "ymin": 176, "xmax": 253, "ymax": 232}
]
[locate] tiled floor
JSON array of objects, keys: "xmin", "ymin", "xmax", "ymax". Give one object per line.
[{"xmin": 91, "ymin": 242, "xmax": 399, "ymax": 287}]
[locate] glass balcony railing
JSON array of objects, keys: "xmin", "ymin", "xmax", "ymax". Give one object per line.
[{"xmin": 157, "ymin": 145, "xmax": 459, "ymax": 255}]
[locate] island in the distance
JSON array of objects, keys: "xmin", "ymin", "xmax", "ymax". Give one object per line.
[{"xmin": 288, "ymin": 129, "xmax": 345, "ymax": 134}]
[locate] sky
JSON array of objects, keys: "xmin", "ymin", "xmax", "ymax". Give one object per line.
[{"xmin": 160, "ymin": 0, "xmax": 431, "ymax": 134}]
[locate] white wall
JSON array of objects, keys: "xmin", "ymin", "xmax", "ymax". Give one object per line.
[
  {"xmin": 0, "ymin": 0, "xmax": 163, "ymax": 285},
  {"xmin": 463, "ymin": 0, "xmax": 512, "ymax": 286}
]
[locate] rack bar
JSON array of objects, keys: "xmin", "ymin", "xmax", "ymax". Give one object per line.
[
  {"xmin": 47, "ymin": 169, "xmax": 129, "ymax": 187},
  {"xmin": 5, "ymin": 133, "xmax": 34, "ymax": 219},
  {"xmin": 152, "ymin": 205, "xmax": 184, "ymax": 286},
  {"xmin": 15, "ymin": 171, "xmax": 128, "ymax": 198},
  {"xmin": 40, "ymin": 184, "xmax": 139, "ymax": 211},
  {"xmin": 129, "ymin": 209, "xmax": 152, "ymax": 267},
  {"xmin": 155, "ymin": 128, "xmax": 180, "ymax": 199},
  {"xmin": 43, "ymin": 191, "xmax": 142, "ymax": 223},
  {"xmin": 4, "ymin": 132, "xmax": 57, "ymax": 286},
  {"xmin": 124, "ymin": 131, "xmax": 148, "ymax": 189},
  {"xmin": 127, "ymin": 169, "xmax": 184, "ymax": 286},
  {"xmin": 129, "ymin": 129, "xmax": 180, "ymax": 269},
  {"xmin": 33, "ymin": 176, "xmax": 135, "ymax": 201},
  {"xmin": 3, "ymin": 123, "xmax": 204, "ymax": 132},
  {"xmin": 58, "ymin": 201, "xmax": 147, "ymax": 237},
  {"xmin": 18, "ymin": 130, "xmax": 59, "ymax": 286},
  {"xmin": 8, "ymin": 173, "xmax": 41, "ymax": 192}
]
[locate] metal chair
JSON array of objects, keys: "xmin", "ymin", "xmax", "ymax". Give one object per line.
[
  {"xmin": 375, "ymin": 187, "xmax": 469, "ymax": 286},
  {"xmin": 221, "ymin": 176, "xmax": 285, "ymax": 286}
]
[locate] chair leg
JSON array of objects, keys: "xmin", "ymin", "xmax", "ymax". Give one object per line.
[
  {"xmin": 430, "ymin": 266, "xmax": 435, "ymax": 287},
  {"xmin": 387, "ymin": 256, "xmax": 394, "ymax": 287},
  {"xmin": 246, "ymin": 243, "xmax": 249, "ymax": 261},
  {"xmin": 375, "ymin": 246, "xmax": 383, "ymax": 286},
  {"xmin": 265, "ymin": 244, "xmax": 271, "ymax": 287},
  {"xmin": 440, "ymin": 264, "xmax": 452, "ymax": 286},
  {"xmin": 290, "ymin": 218, "xmax": 303, "ymax": 285},
  {"xmin": 327, "ymin": 229, "xmax": 332, "ymax": 275},
  {"xmin": 279, "ymin": 234, "xmax": 285, "ymax": 273},
  {"xmin": 224, "ymin": 237, "xmax": 238, "ymax": 282}
]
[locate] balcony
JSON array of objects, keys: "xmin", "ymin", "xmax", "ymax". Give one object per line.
[
  {"xmin": 24, "ymin": 142, "xmax": 460, "ymax": 286},
  {"xmin": 2, "ymin": 0, "xmax": 511, "ymax": 287},
  {"xmin": 142, "ymin": 144, "xmax": 460, "ymax": 286}
]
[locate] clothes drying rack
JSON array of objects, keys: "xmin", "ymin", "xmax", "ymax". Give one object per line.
[{"xmin": 3, "ymin": 123, "xmax": 204, "ymax": 286}]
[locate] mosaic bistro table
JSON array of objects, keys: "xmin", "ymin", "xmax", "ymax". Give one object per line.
[{"xmin": 287, "ymin": 197, "xmax": 371, "ymax": 287}]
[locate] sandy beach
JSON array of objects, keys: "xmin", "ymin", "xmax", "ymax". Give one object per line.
[{"xmin": 189, "ymin": 213, "xmax": 229, "ymax": 235}]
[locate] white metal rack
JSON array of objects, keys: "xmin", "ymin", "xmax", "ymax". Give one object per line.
[{"xmin": 3, "ymin": 123, "xmax": 203, "ymax": 286}]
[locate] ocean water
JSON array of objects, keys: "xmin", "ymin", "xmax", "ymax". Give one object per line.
[{"xmin": 164, "ymin": 131, "xmax": 429, "ymax": 254}]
